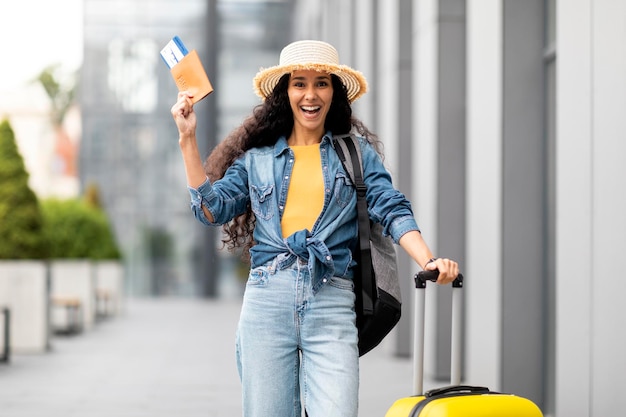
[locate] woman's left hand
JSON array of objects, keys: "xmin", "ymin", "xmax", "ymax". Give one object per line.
[{"xmin": 425, "ymin": 257, "xmax": 459, "ymax": 285}]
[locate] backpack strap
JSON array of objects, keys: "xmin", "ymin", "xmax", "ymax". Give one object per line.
[{"xmin": 334, "ymin": 134, "xmax": 375, "ymax": 316}]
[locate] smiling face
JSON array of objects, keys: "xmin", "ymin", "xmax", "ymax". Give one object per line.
[{"xmin": 287, "ymin": 70, "xmax": 334, "ymax": 142}]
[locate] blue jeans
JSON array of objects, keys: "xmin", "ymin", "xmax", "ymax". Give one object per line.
[{"xmin": 236, "ymin": 258, "xmax": 359, "ymax": 417}]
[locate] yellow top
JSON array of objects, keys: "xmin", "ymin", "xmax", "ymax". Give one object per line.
[{"xmin": 281, "ymin": 144, "xmax": 325, "ymax": 238}]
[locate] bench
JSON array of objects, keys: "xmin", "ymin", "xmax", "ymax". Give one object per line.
[
  {"xmin": 95, "ymin": 289, "xmax": 113, "ymax": 320},
  {"xmin": 0, "ymin": 307, "xmax": 9, "ymax": 363},
  {"xmin": 51, "ymin": 297, "xmax": 83, "ymax": 334}
]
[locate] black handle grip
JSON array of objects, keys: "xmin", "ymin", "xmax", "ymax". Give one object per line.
[
  {"xmin": 425, "ymin": 385, "xmax": 490, "ymax": 398},
  {"xmin": 415, "ymin": 270, "xmax": 464, "ymax": 289}
]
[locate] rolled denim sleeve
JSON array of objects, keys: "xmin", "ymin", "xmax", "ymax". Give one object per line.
[
  {"xmin": 188, "ymin": 178, "xmax": 216, "ymax": 226},
  {"xmin": 187, "ymin": 156, "xmax": 250, "ymax": 226},
  {"xmin": 388, "ymin": 215, "xmax": 420, "ymax": 243},
  {"xmin": 359, "ymin": 138, "xmax": 421, "ymax": 243}
]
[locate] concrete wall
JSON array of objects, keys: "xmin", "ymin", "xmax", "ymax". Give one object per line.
[
  {"xmin": 465, "ymin": 0, "xmax": 546, "ymax": 404},
  {"xmin": 465, "ymin": 0, "xmax": 503, "ymax": 391},
  {"xmin": 0, "ymin": 261, "xmax": 50, "ymax": 353},
  {"xmin": 555, "ymin": 0, "xmax": 626, "ymax": 415}
]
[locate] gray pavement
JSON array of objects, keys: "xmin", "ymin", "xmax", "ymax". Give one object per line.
[{"xmin": 0, "ymin": 298, "xmax": 436, "ymax": 417}]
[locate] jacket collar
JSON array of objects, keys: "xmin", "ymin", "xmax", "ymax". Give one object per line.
[{"xmin": 273, "ymin": 131, "xmax": 335, "ymax": 158}]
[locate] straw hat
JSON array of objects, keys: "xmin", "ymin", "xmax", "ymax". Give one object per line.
[{"xmin": 253, "ymin": 40, "xmax": 368, "ymax": 103}]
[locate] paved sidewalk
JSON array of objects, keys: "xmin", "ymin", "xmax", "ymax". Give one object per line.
[{"xmin": 0, "ymin": 298, "xmax": 435, "ymax": 417}]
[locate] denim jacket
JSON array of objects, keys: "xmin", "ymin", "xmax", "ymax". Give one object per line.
[{"xmin": 188, "ymin": 132, "xmax": 419, "ymax": 293}]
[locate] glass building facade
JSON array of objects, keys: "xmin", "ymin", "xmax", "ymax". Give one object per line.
[{"xmin": 80, "ymin": 0, "xmax": 292, "ymax": 297}]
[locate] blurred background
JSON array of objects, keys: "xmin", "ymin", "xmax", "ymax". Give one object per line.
[{"xmin": 1, "ymin": 1, "xmax": 625, "ymax": 416}]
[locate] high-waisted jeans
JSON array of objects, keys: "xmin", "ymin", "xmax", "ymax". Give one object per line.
[{"xmin": 236, "ymin": 257, "xmax": 359, "ymax": 417}]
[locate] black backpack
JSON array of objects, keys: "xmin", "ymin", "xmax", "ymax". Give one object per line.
[{"xmin": 334, "ymin": 134, "xmax": 402, "ymax": 356}]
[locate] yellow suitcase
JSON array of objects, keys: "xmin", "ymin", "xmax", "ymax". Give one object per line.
[
  {"xmin": 385, "ymin": 385, "xmax": 543, "ymax": 416},
  {"xmin": 384, "ymin": 272, "xmax": 543, "ymax": 417}
]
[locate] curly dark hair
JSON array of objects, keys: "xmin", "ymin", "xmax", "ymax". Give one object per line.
[{"xmin": 204, "ymin": 73, "xmax": 383, "ymax": 261}]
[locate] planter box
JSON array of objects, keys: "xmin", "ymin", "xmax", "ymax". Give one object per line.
[
  {"xmin": 49, "ymin": 260, "xmax": 96, "ymax": 331},
  {"xmin": 0, "ymin": 261, "xmax": 50, "ymax": 353},
  {"xmin": 93, "ymin": 260, "xmax": 125, "ymax": 318}
]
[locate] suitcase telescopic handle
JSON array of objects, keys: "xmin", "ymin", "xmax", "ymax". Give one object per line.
[
  {"xmin": 415, "ymin": 270, "xmax": 464, "ymax": 288},
  {"xmin": 413, "ymin": 270, "xmax": 464, "ymax": 396}
]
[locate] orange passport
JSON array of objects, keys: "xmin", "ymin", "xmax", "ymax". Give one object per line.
[{"xmin": 170, "ymin": 49, "xmax": 213, "ymax": 103}]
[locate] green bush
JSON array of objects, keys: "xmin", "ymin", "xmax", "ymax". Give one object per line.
[
  {"xmin": 0, "ymin": 119, "xmax": 49, "ymax": 259},
  {"xmin": 41, "ymin": 198, "xmax": 122, "ymax": 260},
  {"xmin": 0, "ymin": 118, "xmax": 121, "ymax": 261}
]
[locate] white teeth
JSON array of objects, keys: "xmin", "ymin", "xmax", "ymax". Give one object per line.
[{"xmin": 301, "ymin": 106, "xmax": 320, "ymax": 111}]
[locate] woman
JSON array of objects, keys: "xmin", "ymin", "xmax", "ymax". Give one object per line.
[{"xmin": 171, "ymin": 40, "xmax": 459, "ymax": 417}]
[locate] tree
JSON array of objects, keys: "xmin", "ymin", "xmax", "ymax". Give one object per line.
[
  {"xmin": 83, "ymin": 182, "xmax": 103, "ymax": 209},
  {"xmin": 0, "ymin": 119, "xmax": 49, "ymax": 259},
  {"xmin": 34, "ymin": 65, "xmax": 79, "ymax": 177},
  {"xmin": 34, "ymin": 64, "xmax": 77, "ymax": 126}
]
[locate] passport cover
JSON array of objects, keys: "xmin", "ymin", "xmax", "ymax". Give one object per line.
[{"xmin": 170, "ymin": 49, "xmax": 213, "ymax": 103}]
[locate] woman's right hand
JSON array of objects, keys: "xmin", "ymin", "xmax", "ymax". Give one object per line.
[
  {"xmin": 171, "ymin": 91, "xmax": 208, "ymax": 191},
  {"xmin": 171, "ymin": 91, "xmax": 197, "ymax": 140}
]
